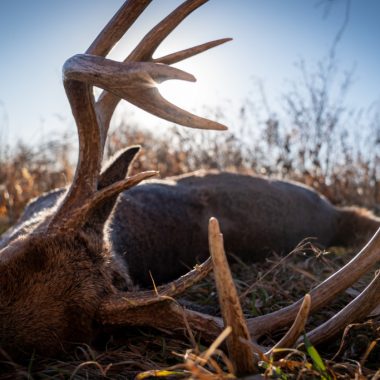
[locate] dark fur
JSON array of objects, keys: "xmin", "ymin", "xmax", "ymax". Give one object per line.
[
  {"xmin": 3, "ymin": 169, "xmax": 380, "ymax": 289},
  {"xmin": 109, "ymin": 171, "xmax": 380, "ymax": 287},
  {"xmin": 0, "ymin": 148, "xmax": 137, "ymax": 356}
]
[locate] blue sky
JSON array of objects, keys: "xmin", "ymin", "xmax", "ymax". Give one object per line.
[{"xmin": 0, "ymin": 0, "xmax": 379, "ymax": 146}]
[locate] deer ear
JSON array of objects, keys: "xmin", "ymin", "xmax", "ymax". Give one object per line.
[
  {"xmin": 98, "ymin": 145, "xmax": 141, "ymax": 189},
  {"xmin": 83, "ymin": 145, "xmax": 141, "ymax": 234}
]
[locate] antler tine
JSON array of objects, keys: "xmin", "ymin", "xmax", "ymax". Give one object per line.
[
  {"xmin": 98, "ymin": 257, "xmax": 224, "ymax": 343},
  {"xmin": 267, "ymin": 294, "xmax": 311, "ymax": 356},
  {"xmin": 304, "ymin": 270, "xmax": 380, "ymax": 346},
  {"xmin": 86, "ymin": 1, "xmax": 152, "ymax": 57},
  {"xmin": 247, "ymin": 227, "xmax": 380, "ymax": 340},
  {"xmin": 64, "ymin": 55, "xmax": 227, "ymax": 131},
  {"xmin": 55, "ymin": 171, "xmax": 158, "ymax": 230},
  {"xmin": 95, "ymin": 0, "xmax": 208, "ymax": 131},
  {"xmin": 86, "ymin": 0, "xmax": 152, "ymax": 145},
  {"xmin": 153, "ymin": 38, "xmax": 232, "ymax": 65},
  {"xmin": 209, "ymin": 218, "xmax": 312, "ymax": 365},
  {"xmin": 81, "ymin": 0, "xmax": 151, "ymax": 148},
  {"xmin": 208, "ymin": 217, "xmax": 258, "ymax": 375},
  {"xmin": 127, "ymin": 0, "xmax": 208, "ymax": 62},
  {"xmin": 109, "ymin": 257, "xmax": 213, "ymax": 310},
  {"xmin": 126, "ymin": 87, "xmax": 227, "ymax": 131}
]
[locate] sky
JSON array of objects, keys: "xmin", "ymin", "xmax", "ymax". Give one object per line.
[{"xmin": 0, "ymin": 0, "xmax": 379, "ymax": 147}]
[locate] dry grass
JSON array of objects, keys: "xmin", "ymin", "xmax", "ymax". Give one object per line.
[
  {"xmin": 0, "ymin": 137, "xmax": 73, "ymax": 233},
  {"xmin": 0, "ymin": 245, "xmax": 378, "ymax": 379}
]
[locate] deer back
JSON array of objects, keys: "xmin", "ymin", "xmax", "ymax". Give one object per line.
[{"xmin": 109, "ymin": 171, "xmax": 341, "ymax": 287}]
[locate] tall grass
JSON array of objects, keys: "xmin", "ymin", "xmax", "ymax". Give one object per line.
[
  {"xmin": 1, "ymin": 101, "xmax": 379, "ymax": 233},
  {"xmin": 0, "ymin": 136, "xmax": 73, "ymax": 232}
]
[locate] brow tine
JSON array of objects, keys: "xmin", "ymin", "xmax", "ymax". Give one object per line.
[
  {"xmin": 153, "ymin": 38, "xmax": 232, "ymax": 65},
  {"xmin": 53, "ymin": 171, "xmax": 158, "ymax": 232},
  {"xmin": 128, "ymin": 0, "xmax": 208, "ymax": 61},
  {"xmin": 86, "ymin": 0, "xmax": 152, "ymax": 56}
]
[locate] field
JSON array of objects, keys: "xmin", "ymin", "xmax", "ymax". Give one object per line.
[{"xmin": 0, "ymin": 118, "xmax": 379, "ymax": 379}]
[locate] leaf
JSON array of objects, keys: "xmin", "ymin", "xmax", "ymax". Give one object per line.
[
  {"xmin": 135, "ymin": 370, "xmax": 186, "ymax": 380},
  {"xmin": 303, "ymin": 335, "xmax": 331, "ymax": 380}
]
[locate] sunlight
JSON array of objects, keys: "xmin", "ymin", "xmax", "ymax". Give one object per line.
[
  {"xmin": 155, "ymin": 60, "xmax": 222, "ymax": 119},
  {"xmin": 158, "ymin": 79, "xmax": 199, "ymax": 110},
  {"xmin": 119, "ymin": 63, "xmax": 221, "ymax": 132}
]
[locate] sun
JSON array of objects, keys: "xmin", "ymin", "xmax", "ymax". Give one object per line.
[
  {"xmin": 158, "ymin": 77, "xmax": 198, "ymax": 110},
  {"xmin": 158, "ymin": 59, "xmax": 219, "ymax": 116}
]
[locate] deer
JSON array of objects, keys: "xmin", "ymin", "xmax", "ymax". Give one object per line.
[
  {"xmin": 4, "ymin": 170, "xmax": 380, "ymax": 288},
  {"xmin": 1, "ymin": 0, "xmax": 380, "ymax": 375}
]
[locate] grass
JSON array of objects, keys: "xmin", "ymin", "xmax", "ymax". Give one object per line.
[{"xmin": 0, "ymin": 244, "xmax": 378, "ymax": 379}]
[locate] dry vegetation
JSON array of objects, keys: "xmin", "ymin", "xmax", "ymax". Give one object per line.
[{"xmin": 0, "ymin": 136, "xmax": 73, "ymax": 234}]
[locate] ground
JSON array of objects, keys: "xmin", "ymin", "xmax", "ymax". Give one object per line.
[{"xmin": 0, "ymin": 243, "xmax": 378, "ymax": 379}]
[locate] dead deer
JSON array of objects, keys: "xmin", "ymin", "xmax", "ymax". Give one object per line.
[
  {"xmin": 4, "ymin": 170, "xmax": 380, "ymax": 288},
  {"xmin": 1, "ymin": 0, "xmax": 380, "ymax": 374}
]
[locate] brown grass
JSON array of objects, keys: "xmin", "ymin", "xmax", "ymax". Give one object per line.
[
  {"xmin": 0, "ymin": 137, "xmax": 73, "ymax": 233},
  {"xmin": 0, "ymin": 245, "xmax": 378, "ymax": 379}
]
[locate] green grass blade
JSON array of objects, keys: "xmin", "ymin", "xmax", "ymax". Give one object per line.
[{"xmin": 303, "ymin": 334, "xmax": 331, "ymax": 379}]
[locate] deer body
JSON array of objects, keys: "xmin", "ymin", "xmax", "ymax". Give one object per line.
[
  {"xmin": 4, "ymin": 170, "xmax": 379, "ymax": 291},
  {"xmin": 111, "ymin": 171, "xmax": 340, "ymax": 287}
]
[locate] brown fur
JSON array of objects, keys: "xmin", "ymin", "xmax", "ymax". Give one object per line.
[
  {"xmin": 0, "ymin": 231, "xmax": 113, "ymax": 356},
  {"xmin": 332, "ymin": 206, "xmax": 380, "ymax": 248}
]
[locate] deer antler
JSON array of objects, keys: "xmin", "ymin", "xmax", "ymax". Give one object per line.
[
  {"xmin": 46, "ymin": 0, "xmax": 230, "ymax": 233},
  {"xmin": 247, "ymin": 227, "xmax": 380, "ymax": 342},
  {"xmin": 92, "ymin": 0, "xmax": 231, "ymax": 135},
  {"xmin": 0, "ymin": 0, "xmax": 232, "ymax": 358},
  {"xmin": 208, "ymin": 217, "xmax": 258, "ymax": 375}
]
